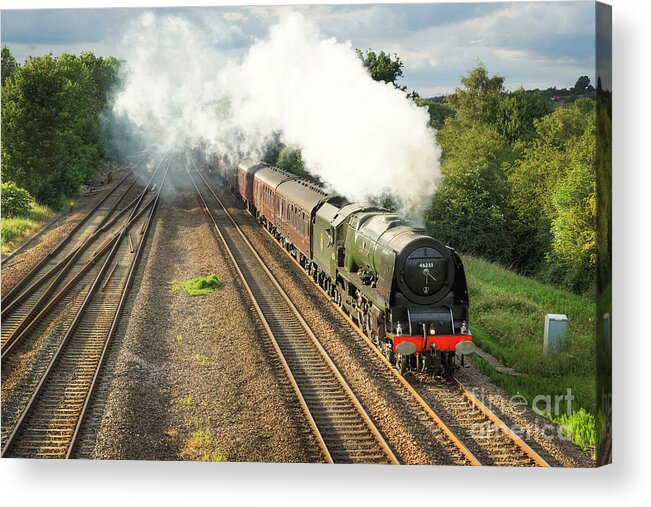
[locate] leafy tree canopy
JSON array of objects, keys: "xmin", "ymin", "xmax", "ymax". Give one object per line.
[
  {"xmin": 447, "ymin": 62, "xmax": 504, "ymax": 124},
  {"xmin": 356, "ymin": 48, "xmax": 419, "ymax": 99},
  {"xmin": 573, "ymin": 75, "xmax": 594, "ymax": 95},
  {"xmin": 1, "ymin": 45, "xmax": 18, "ymax": 86},
  {"xmin": 1, "ymin": 50, "xmax": 120, "ymax": 206},
  {"xmin": 276, "ymin": 146, "xmax": 323, "ymax": 186}
]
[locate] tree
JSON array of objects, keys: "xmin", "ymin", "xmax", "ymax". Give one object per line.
[
  {"xmin": 509, "ymin": 98, "xmax": 596, "ymax": 290},
  {"xmin": 573, "ymin": 75, "xmax": 593, "ymax": 95},
  {"xmin": 2, "ymin": 55, "xmax": 70, "ymax": 202},
  {"xmin": 78, "ymin": 52, "xmax": 120, "ymax": 113},
  {"xmin": 415, "ymin": 97, "xmax": 455, "ymax": 130},
  {"xmin": 262, "ymin": 131, "xmax": 284, "ymax": 166},
  {"xmin": 494, "ymin": 88, "xmax": 553, "ymax": 143},
  {"xmin": 1, "ymin": 51, "xmax": 120, "ymax": 205},
  {"xmin": 356, "ymin": 49, "xmax": 418, "ymax": 98},
  {"xmin": 428, "ymin": 65, "xmax": 514, "ymax": 261},
  {"xmin": 1, "ymin": 182, "xmax": 32, "ymax": 217},
  {"xmin": 277, "ymin": 146, "xmax": 323, "ymax": 187},
  {"xmin": 549, "ymin": 131, "xmax": 596, "ymax": 292},
  {"xmin": 428, "ymin": 123, "xmax": 514, "ymax": 261},
  {"xmin": 1, "ymin": 45, "xmax": 18, "ymax": 85},
  {"xmin": 446, "ymin": 62, "xmax": 504, "ymax": 124},
  {"xmin": 356, "ymin": 49, "xmax": 404, "ymax": 88}
]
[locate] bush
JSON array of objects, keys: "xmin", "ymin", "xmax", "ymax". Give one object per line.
[{"xmin": 1, "ymin": 181, "xmax": 32, "ymax": 217}]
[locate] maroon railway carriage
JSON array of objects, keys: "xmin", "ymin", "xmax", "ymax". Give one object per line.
[
  {"xmin": 274, "ymin": 179, "xmax": 332, "ymax": 260},
  {"xmin": 216, "ymin": 158, "xmax": 238, "ymax": 190},
  {"xmin": 237, "ymin": 160, "xmax": 266, "ymax": 207},
  {"xmin": 251, "ymin": 165, "xmax": 295, "ymax": 229}
]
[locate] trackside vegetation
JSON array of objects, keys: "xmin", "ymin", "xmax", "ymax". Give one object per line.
[
  {"xmin": 464, "ymin": 255, "xmax": 596, "ymax": 449},
  {"xmin": 1, "ymin": 182, "xmax": 55, "ymax": 253},
  {"xmin": 169, "ymin": 275, "xmax": 222, "ymax": 296}
]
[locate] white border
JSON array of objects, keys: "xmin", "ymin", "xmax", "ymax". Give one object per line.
[{"xmin": 1, "ymin": 1, "xmax": 649, "ymax": 505}]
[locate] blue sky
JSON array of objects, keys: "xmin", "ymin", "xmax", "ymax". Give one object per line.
[{"xmin": 1, "ymin": 2, "xmax": 597, "ymax": 96}]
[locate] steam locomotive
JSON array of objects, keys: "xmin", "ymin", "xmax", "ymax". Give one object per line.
[{"xmin": 217, "ymin": 159, "xmax": 472, "ymax": 375}]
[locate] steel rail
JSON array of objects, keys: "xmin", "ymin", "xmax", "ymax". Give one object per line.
[
  {"xmin": 186, "ymin": 153, "xmax": 398, "ymax": 465},
  {"xmin": 66, "ymin": 155, "xmax": 171, "ymax": 458},
  {"xmin": 1, "ymin": 196, "xmax": 156, "ymax": 359},
  {"xmin": 1, "ymin": 154, "xmax": 172, "ymax": 458},
  {"xmin": 0, "ymin": 156, "xmax": 162, "ymax": 352},
  {"xmin": 0, "ymin": 190, "xmax": 144, "ymax": 324}
]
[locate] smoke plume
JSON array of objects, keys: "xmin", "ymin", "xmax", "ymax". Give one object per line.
[{"xmin": 112, "ymin": 11, "xmax": 442, "ymax": 209}]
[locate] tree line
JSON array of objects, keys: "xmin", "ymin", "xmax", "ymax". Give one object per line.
[
  {"xmin": 1, "ymin": 46, "xmax": 120, "ymax": 207},
  {"xmin": 2, "ymin": 44, "xmax": 600, "ymax": 294}
]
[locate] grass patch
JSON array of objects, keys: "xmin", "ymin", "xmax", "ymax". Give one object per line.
[
  {"xmin": 176, "ymin": 334, "xmax": 183, "ymax": 344},
  {"xmin": 180, "ymin": 395, "xmax": 193, "ymax": 407},
  {"xmin": 1, "ymin": 201, "xmax": 54, "ymax": 253},
  {"xmin": 184, "ymin": 426, "xmax": 227, "ymax": 462},
  {"xmin": 169, "ymin": 274, "xmax": 222, "ymax": 296},
  {"xmin": 193, "ymin": 354, "xmax": 210, "ymax": 367},
  {"xmin": 463, "ymin": 255, "xmax": 596, "ymax": 448}
]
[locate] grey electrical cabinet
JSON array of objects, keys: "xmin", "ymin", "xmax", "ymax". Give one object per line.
[{"xmin": 544, "ymin": 314, "xmax": 568, "ymax": 355}]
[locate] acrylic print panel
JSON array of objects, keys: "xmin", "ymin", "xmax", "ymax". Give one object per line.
[{"xmin": 0, "ymin": 1, "xmax": 611, "ymax": 467}]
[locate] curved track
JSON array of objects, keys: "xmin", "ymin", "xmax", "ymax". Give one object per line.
[
  {"xmin": 2, "ymin": 175, "xmax": 140, "ymax": 359},
  {"xmin": 1, "ymin": 156, "xmax": 170, "ymax": 458},
  {"xmin": 1, "ymin": 168, "xmax": 135, "ymax": 305}
]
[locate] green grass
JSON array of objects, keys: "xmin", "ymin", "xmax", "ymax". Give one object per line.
[
  {"xmin": 192, "ymin": 354, "xmax": 210, "ymax": 367},
  {"xmin": 187, "ymin": 427, "xmax": 227, "ymax": 462},
  {"xmin": 554, "ymin": 408, "xmax": 596, "ymax": 450},
  {"xmin": 169, "ymin": 274, "xmax": 222, "ymax": 296},
  {"xmin": 1, "ymin": 201, "xmax": 54, "ymax": 253},
  {"xmin": 463, "ymin": 255, "xmax": 596, "ymax": 447}
]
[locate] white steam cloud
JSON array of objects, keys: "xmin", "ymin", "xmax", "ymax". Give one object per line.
[{"xmin": 112, "ymin": 11, "xmax": 441, "ymax": 209}]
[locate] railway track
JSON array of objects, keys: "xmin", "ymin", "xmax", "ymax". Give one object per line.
[
  {"xmin": 185, "ymin": 154, "xmax": 399, "ymax": 464},
  {"xmin": 1, "ymin": 178, "xmax": 148, "ymax": 357},
  {"xmin": 406, "ymin": 375, "xmax": 550, "ymax": 466},
  {"xmin": 0, "ymin": 171, "xmax": 143, "ymax": 351},
  {"xmin": 198, "ymin": 160, "xmax": 551, "ymax": 467},
  {"xmin": 1, "ymin": 155, "xmax": 171, "ymax": 458},
  {"xmin": 1, "ymin": 167, "xmax": 135, "ymax": 303}
]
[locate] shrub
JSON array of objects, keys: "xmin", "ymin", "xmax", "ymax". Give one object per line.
[{"xmin": 1, "ymin": 181, "xmax": 32, "ymax": 217}]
